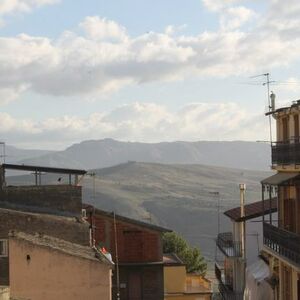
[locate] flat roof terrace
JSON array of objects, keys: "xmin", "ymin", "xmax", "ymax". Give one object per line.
[{"xmin": 0, "ymin": 164, "xmax": 87, "ymax": 217}]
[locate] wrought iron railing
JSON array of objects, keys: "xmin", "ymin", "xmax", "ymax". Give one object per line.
[
  {"xmin": 217, "ymin": 232, "xmax": 242, "ymax": 257},
  {"xmin": 271, "ymin": 140, "xmax": 300, "ymax": 165},
  {"xmin": 263, "ymin": 222, "xmax": 300, "ymax": 266},
  {"xmin": 218, "ymin": 281, "xmax": 244, "ymax": 300}
]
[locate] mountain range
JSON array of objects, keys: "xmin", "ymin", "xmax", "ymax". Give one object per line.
[{"xmin": 4, "ymin": 139, "xmax": 271, "ymax": 171}]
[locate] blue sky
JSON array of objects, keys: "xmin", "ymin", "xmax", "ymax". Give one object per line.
[{"xmin": 0, "ymin": 0, "xmax": 300, "ymax": 149}]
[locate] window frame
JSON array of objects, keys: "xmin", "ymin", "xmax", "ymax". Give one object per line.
[{"xmin": 0, "ymin": 239, "xmax": 8, "ymax": 257}]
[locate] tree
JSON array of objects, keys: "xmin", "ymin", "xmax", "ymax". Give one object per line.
[{"xmin": 163, "ymin": 232, "xmax": 207, "ymax": 275}]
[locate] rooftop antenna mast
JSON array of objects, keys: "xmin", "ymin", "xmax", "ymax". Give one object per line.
[{"xmin": 250, "ymin": 73, "xmax": 275, "ymax": 145}]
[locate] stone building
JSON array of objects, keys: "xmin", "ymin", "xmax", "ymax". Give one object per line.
[
  {"xmin": 9, "ymin": 232, "xmax": 112, "ymax": 300},
  {"xmin": 84, "ymin": 204, "xmax": 171, "ymax": 300},
  {"xmin": 262, "ymin": 100, "xmax": 300, "ymax": 300},
  {"xmin": 0, "ymin": 163, "xmax": 113, "ymax": 299}
]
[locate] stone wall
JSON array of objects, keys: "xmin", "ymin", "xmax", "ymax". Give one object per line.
[
  {"xmin": 0, "ymin": 185, "xmax": 82, "ymax": 216},
  {"xmin": 0, "ymin": 208, "xmax": 90, "ymax": 285}
]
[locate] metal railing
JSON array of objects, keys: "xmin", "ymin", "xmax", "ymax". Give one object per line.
[
  {"xmin": 263, "ymin": 222, "xmax": 300, "ymax": 266},
  {"xmin": 218, "ymin": 281, "xmax": 244, "ymax": 300},
  {"xmin": 271, "ymin": 140, "xmax": 300, "ymax": 165},
  {"xmin": 216, "ymin": 232, "xmax": 242, "ymax": 257}
]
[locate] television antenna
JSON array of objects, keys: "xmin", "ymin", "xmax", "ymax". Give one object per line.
[{"xmin": 250, "ymin": 73, "xmax": 274, "ymax": 145}]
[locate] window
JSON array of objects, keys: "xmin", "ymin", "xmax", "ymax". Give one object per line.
[{"xmin": 0, "ymin": 239, "xmax": 8, "ymax": 257}]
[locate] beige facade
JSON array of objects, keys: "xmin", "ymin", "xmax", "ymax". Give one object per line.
[
  {"xmin": 9, "ymin": 232, "xmax": 112, "ymax": 300},
  {"xmin": 263, "ymin": 101, "xmax": 300, "ymax": 300},
  {"xmin": 164, "ymin": 265, "xmax": 212, "ymax": 300}
]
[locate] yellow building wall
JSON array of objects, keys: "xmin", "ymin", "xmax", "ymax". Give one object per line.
[
  {"xmin": 164, "ymin": 266, "xmax": 186, "ymax": 293},
  {"xmin": 164, "ymin": 266, "xmax": 212, "ymax": 300}
]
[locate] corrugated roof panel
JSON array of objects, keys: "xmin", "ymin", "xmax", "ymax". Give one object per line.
[{"xmin": 224, "ymin": 198, "xmax": 277, "ymax": 222}]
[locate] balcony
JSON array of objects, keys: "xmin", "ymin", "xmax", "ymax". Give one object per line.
[
  {"xmin": 217, "ymin": 232, "xmax": 242, "ymax": 257},
  {"xmin": 215, "ymin": 264, "xmax": 243, "ymax": 300},
  {"xmin": 218, "ymin": 281, "xmax": 244, "ymax": 300},
  {"xmin": 271, "ymin": 140, "xmax": 300, "ymax": 165},
  {"xmin": 263, "ymin": 222, "xmax": 300, "ymax": 266}
]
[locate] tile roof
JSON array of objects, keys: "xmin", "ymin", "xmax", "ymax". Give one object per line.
[
  {"xmin": 261, "ymin": 172, "xmax": 300, "ymax": 185},
  {"xmin": 224, "ymin": 198, "xmax": 277, "ymax": 222},
  {"xmin": 9, "ymin": 231, "xmax": 113, "ymax": 266},
  {"xmin": 163, "ymin": 253, "xmax": 185, "ymax": 266},
  {"xmin": 83, "ymin": 204, "xmax": 172, "ymax": 233}
]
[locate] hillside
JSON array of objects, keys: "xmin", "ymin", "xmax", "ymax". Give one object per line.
[
  {"xmin": 80, "ymin": 162, "xmax": 271, "ymax": 262},
  {"xmin": 13, "ymin": 139, "xmax": 271, "ymax": 171},
  {"xmin": 1, "ymin": 145, "xmax": 54, "ymax": 163},
  {"xmin": 7, "ymin": 161, "xmax": 270, "ymax": 263}
]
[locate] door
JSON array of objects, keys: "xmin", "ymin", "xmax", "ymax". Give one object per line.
[
  {"xmin": 295, "ymin": 114, "xmax": 299, "ymax": 142},
  {"xmin": 284, "ymin": 198, "xmax": 296, "ymax": 233},
  {"xmin": 282, "ymin": 265, "xmax": 292, "ymax": 300},
  {"xmin": 297, "ymin": 188, "xmax": 300, "ymax": 234},
  {"xmin": 282, "ymin": 117, "xmax": 289, "ymax": 142},
  {"xmin": 128, "ymin": 271, "xmax": 142, "ymax": 300}
]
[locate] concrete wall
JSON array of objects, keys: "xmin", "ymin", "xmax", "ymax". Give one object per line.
[
  {"xmin": 0, "ymin": 185, "xmax": 82, "ymax": 216},
  {"xmin": 0, "ymin": 208, "xmax": 90, "ymax": 285},
  {"xmin": 9, "ymin": 238, "xmax": 112, "ymax": 300}
]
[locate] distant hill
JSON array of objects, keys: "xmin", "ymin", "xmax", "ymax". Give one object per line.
[
  {"xmin": 81, "ymin": 162, "xmax": 271, "ymax": 262},
  {"xmin": 14, "ymin": 139, "xmax": 271, "ymax": 171},
  {"xmin": 7, "ymin": 161, "xmax": 272, "ymax": 263},
  {"xmin": 3, "ymin": 145, "xmax": 54, "ymax": 163}
]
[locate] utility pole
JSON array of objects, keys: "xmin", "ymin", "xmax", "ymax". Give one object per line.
[
  {"xmin": 0, "ymin": 142, "xmax": 6, "ymax": 164},
  {"xmin": 239, "ymin": 183, "xmax": 246, "ymax": 293}
]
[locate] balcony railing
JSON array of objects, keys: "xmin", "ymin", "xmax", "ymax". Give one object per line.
[
  {"xmin": 263, "ymin": 222, "xmax": 300, "ymax": 266},
  {"xmin": 217, "ymin": 232, "xmax": 242, "ymax": 257},
  {"xmin": 271, "ymin": 140, "xmax": 300, "ymax": 165},
  {"xmin": 218, "ymin": 281, "xmax": 244, "ymax": 300}
]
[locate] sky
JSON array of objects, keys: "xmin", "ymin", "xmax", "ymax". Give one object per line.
[{"xmin": 1, "ymin": 0, "xmax": 300, "ymax": 149}]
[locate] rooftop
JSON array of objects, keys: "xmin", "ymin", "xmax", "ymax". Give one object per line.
[
  {"xmin": 83, "ymin": 204, "xmax": 172, "ymax": 233},
  {"xmin": 9, "ymin": 231, "xmax": 112, "ymax": 266},
  {"xmin": 224, "ymin": 198, "xmax": 277, "ymax": 222},
  {"xmin": 1, "ymin": 163, "xmax": 86, "ymax": 175},
  {"xmin": 163, "ymin": 253, "xmax": 185, "ymax": 266}
]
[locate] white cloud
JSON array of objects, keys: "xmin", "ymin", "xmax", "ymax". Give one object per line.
[
  {"xmin": 202, "ymin": 0, "xmax": 242, "ymax": 12},
  {"xmin": 0, "ymin": 102, "xmax": 268, "ymax": 148},
  {"xmin": 1, "ymin": 2, "xmax": 300, "ymax": 103},
  {"xmin": 0, "ymin": 85, "xmax": 28, "ymax": 104},
  {"xmin": 79, "ymin": 16, "xmax": 128, "ymax": 42},
  {"xmin": 220, "ymin": 6, "xmax": 256, "ymax": 30},
  {"xmin": 0, "ymin": 0, "xmax": 60, "ymax": 16}
]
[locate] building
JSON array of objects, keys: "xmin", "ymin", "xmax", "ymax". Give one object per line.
[
  {"xmin": 262, "ymin": 100, "xmax": 300, "ymax": 300},
  {"xmin": 215, "ymin": 196, "xmax": 277, "ymax": 300},
  {"xmin": 8, "ymin": 231, "xmax": 112, "ymax": 300},
  {"xmin": 164, "ymin": 253, "xmax": 212, "ymax": 300},
  {"xmin": 84, "ymin": 204, "xmax": 171, "ymax": 300},
  {"xmin": 0, "ymin": 163, "xmax": 113, "ymax": 299}
]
